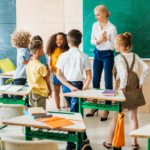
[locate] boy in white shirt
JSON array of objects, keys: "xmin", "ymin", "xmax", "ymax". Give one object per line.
[{"xmin": 56, "ymin": 29, "xmax": 92, "ymax": 150}]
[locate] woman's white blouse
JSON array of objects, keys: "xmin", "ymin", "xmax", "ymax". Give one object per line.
[
  {"xmin": 115, "ymin": 53, "xmax": 150, "ymax": 88},
  {"xmin": 91, "ymin": 20, "xmax": 117, "ymax": 50}
]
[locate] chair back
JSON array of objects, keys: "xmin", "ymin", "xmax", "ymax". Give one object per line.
[
  {"xmin": 0, "ymin": 104, "xmax": 27, "ymax": 126},
  {"xmin": 0, "ymin": 58, "xmax": 16, "ymax": 73},
  {"xmin": 1, "ymin": 138, "xmax": 58, "ymax": 150}
]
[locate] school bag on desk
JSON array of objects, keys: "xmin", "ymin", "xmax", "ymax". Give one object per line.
[{"xmin": 113, "ymin": 112, "xmax": 125, "ymax": 148}]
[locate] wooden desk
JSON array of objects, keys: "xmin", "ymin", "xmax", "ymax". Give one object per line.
[
  {"xmin": 63, "ymin": 89, "xmax": 126, "ymax": 114},
  {"xmin": 2, "ymin": 112, "xmax": 86, "ymax": 149},
  {"xmin": 129, "ymin": 124, "xmax": 150, "ymax": 150},
  {"xmin": 0, "ymin": 86, "xmax": 33, "ymax": 105},
  {"xmin": 63, "ymin": 89, "xmax": 126, "ymax": 150}
]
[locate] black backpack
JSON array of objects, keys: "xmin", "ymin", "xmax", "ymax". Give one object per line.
[{"xmin": 78, "ymin": 143, "xmax": 93, "ymax": 150}]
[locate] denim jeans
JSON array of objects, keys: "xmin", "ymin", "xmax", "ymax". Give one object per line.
[
  {"xmin": 12, "ymin": 78, "xmax": 26, "ymax": 99},
  {"xmin": 62, "ymin": 81, "xmax": 87, "ymax": 144},
  {"xmin": 93, "ymin": 48, "xmax": 114, "ymax": 105}
]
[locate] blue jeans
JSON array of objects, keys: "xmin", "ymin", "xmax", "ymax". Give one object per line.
[
  {"xmin": 52, "ymin": 73, "xmax": 62, "ymax": 85},
  {"xmin": 62, "ymin": 81, "xmax": 87, "ymax": 144},
  {"xmin": 12, "ymin": 78, "xmax": 26, "ymax": 99},
  {"xmin": 93, "ymin": 48, "xmax": 114, "ymax": 105}
]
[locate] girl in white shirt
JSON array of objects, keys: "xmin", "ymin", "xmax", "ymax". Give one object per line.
[
  {"xmin": 103, "ymin": 32, "xmax": 150, "ymax": 150},
  {"xmin": 86, "ymin": 5, "xmax": 117, "ymax": 120}
]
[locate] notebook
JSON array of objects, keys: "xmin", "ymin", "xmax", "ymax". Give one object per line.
[
  {"xmin": 36, "ymin": 117, "xmax": 74, "ymax": 129},
  {"xmin": 28, "ymin": 107, "xmax": 46, "ymax": 116},
  {"xmin": 0, "ymin": 85, "xmax": 23, "ymax": 92},
  {"xmin": 101, "ymin": 90, "xmax": 118, "ymax": 96},
  {"xmin": 23, "ymin": 110, "xmax": 52, "ymax": 119},
  {"xmin": 6, "ymin": 85, "xmax": 23, "ymax": 92},
  {"xmin": 0, "ymin": 85, "xmax": 11, "ymax": 91}
]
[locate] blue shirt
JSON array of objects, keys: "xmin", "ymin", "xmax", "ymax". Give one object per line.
[
  {"xmin": 13, "ymin": 48, "xmax": 31, "ymax": 79},
  {"xmin": 39, "ymin": 53, "xmax": 47, "ymax": 66}
]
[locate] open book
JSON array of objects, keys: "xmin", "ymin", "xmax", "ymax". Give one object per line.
[{"xmin": 0, "ymin": 85, "xmax": 23, "ymax": 92}]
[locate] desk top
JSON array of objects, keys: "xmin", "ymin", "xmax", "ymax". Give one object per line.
[
  {"xmin": 2, "ymin": 113, "xmax": 86, "ymax": 132},
  {"xmin": 0, "ymin": 86, "xmax": 33, "ymax": 96},
  {"xmin": 129, "ymin": 124, "xmax": 150, "ymax": 138},
  {"xmin": 0, "ymin": 71, "xmax": 15, "ymax": 77},
  {"xmin": 63, "ymin": 89, "xmax": 126, "ymax": 102}
]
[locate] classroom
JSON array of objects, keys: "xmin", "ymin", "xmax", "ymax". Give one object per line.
[{"xmin": 0, "ymin": 0, "xmax": 150, "ymax": 150}]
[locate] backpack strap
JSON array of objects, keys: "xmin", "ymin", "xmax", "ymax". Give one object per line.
[
  {"xmin": 129, "ymin": 54, "xmax": 135, "ymax": 72},
  {"xmin": 82, "ymin": 144, "xmax": 88, "ymax": 150},
  {"xmin": 120, "ymin": 54, "xmax": 130, "ymax": 73}
]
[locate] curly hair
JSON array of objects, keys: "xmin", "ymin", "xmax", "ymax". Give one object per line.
[
  {"xmin": 11, "ymin": 30, "xmax": 31, "ymax": 48},
  {"xmin": 46, "ymin": 32, "xmax": 69, "ymax": 55}
]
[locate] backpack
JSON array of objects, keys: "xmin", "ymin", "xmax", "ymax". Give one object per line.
[
  {"xmin": 78, "ymin": 143, "xmax": 93, "ymax": 150},
  {"xmin": 113, "ymin": 112, "xmax": 125, "ymax": 148}
]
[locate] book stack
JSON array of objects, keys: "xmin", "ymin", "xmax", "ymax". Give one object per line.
[
  {"xmin": 24, "ymin": 107, "xmax": 74, "ymax": 129},
  {"xmin": 23, "ymin": 107, "xmax": 52, "ymax": 119}
]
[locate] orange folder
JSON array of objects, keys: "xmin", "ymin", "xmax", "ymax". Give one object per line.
[{"xmin": 36, "ymin": 117, "xmax": 74, "ymax": 129}]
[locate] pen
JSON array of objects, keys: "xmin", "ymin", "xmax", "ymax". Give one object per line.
[{"xmin": 48, "ymin": 111, "xmax": 74, "ymax": 115}]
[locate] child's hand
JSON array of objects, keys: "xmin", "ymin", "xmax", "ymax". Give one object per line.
[
  {"xmin": 118, "ymin": 87, "xmax": 126, "ymax": 92},
  {"xmin": 50, "ymin": 65, "xmax": 54, "ymax": 72},
  {"xmin": 139, "ymin": 84, "xmax": 142, "ymax": 88},
  {"xmin": 48, "ymin": 91, "xmax": 52, "ymax": 99},
  {"xmin": 70, "ymin": 86, "xmax": 80, "ymax": 92}
]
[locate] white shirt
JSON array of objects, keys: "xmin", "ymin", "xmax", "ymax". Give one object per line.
[
  {"xmin": 45, "ymin": 54, "xmax": 49, "ymax": 65},
  {"xmin": 115, "ymin": 53, "xmax": 150, "ymax": 88},
  {"xmin": 91, "ymin": 20, "xmax": 117, "ymax": 50},
  {"xmin": 56, "ymin": 47, "xmax": 92, "ymax": 81}
]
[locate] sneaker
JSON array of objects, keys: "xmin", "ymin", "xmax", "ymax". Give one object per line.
[
  {"xmin": 56, "ymin": 108, "xmax": 62, "ymax": 112},
  {"xmin": 66, "ymin": 107, "xmax": 70, "ymax": 112}
]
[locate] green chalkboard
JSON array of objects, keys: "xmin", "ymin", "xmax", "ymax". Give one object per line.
[{"xmin": 83, "ymin": 0, "xmax": 150, "ymax": 59}]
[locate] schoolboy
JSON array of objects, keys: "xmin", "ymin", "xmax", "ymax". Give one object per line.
[
  {"xmin": 26, "ymin": 40, "xmax": 48, "ymax": 110},
  {"xmin": 56, "ymin": 29, "xmax": 92, "ymax": 150}
]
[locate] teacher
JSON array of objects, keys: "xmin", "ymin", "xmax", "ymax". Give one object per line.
[{"xmin": 86, "ymin": 5, "xmax": 117, "ymax": 120}]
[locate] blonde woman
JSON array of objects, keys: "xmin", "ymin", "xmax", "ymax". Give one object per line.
[
  {"xmin": 11, "ymin": 30, "xmax": 31, "ymax": 99},
  {"xmin": 86, "ymin": 5, "xmax": 117, "ymax": 120}
]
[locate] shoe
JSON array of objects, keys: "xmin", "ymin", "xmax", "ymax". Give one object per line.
[
  {"xmin": 103, "ymin": 142, "xmax": 112, "ymax": 149},
  {"xmin": 101, "ymin": 111, "xmax": 109, "ymax": 121},
  {"xmin": 66, "ymin": 143, "xmax": 76, "ymax": 150},
  {"xmin": 86, "ymin": 109, "xmax": 98, "ymax": 117},
  {"xmin": 132, "ymin": 144, "xmax": 139, "ymax": 150},
  {"xmin": 84, "ymin": 139, "xmax": 90, "ymax": 144},
  {"xmin": 56, "ymin": 108, "xmax": 62, "ymax": 112}
]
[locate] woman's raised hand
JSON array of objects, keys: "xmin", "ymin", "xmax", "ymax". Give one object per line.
[
  {"xmin": 96, "ymin": 31, "xmax": 108, "ymax": 44},
  {"xmin": 102, "ymin": 31, "xmax": 107, "ymax": 37}
]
